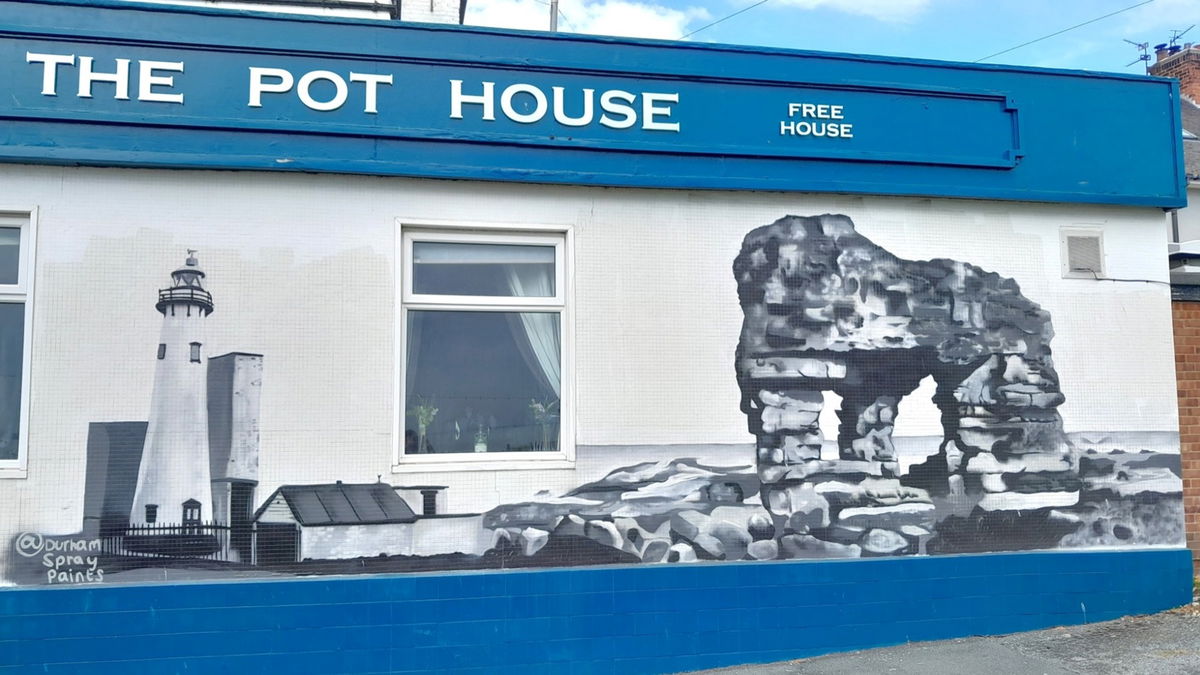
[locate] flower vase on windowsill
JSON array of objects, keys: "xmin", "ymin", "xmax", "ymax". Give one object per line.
[
  {"xmin": 409, "ymin": 400, "xmax": 438, "ymax": 454},
  {"xmin": 530, "ymin": 398, "xmax": 559, "ymax": 452},
  {"xmin": 474, "ymin": 425, "xmax": 489, "ymax": 453}
]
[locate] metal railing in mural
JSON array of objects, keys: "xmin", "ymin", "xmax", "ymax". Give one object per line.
[
  {"xmin": 155, "ymin": 286, "xmax": 214, "ymax": 314},
  {"xmin": 101, "ymin": 522, "xmax": 240, "ymax": 562}
]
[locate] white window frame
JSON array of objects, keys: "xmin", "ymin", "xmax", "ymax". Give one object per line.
[
  {"xmin": 393, "ymin": 219, "xmax": 574, "ymax": 473},
  {"xmin": 0, "ymin": 208, "xmax": 37, "ymax": 479}
]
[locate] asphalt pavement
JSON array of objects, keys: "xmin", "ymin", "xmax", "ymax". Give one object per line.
[{"xmin": 690, "ymin": 603, "xmax": 1200, "ymax": 675}]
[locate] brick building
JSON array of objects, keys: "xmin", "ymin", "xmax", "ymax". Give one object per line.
[
  {"xmin": 1160, "ymin": 43, "xmax": 1200, "ymax": 562},
  {"xmin": 1152, "ymin": 42, "xmax": 1200, "ymax": 100}
]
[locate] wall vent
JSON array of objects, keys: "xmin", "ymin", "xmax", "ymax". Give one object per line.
[{"xmin": 1061, "ymin": 229, "xmax": 1104, "ymax": 279}]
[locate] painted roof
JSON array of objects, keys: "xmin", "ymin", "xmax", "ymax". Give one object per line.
[{"xmin": 255, "ymin": 483, "xmax": 417, "ymax": 526}]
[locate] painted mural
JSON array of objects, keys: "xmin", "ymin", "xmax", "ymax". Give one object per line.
[{"xmin": 5, "ymin": 214, "xmax": 1185, "ymax": 585}]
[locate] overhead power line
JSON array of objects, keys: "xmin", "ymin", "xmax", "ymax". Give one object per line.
[
  {"xmin": 680, "ymin": 0, "xmax": 772, "ymax": 40},
  {"xmin": 974, "ymin": 0, "xmax": 1154, "ymax": 63}
]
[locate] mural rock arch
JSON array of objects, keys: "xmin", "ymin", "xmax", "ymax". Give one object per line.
[{"xmin": 734, "ymin": 214, "xmax": 1079, "ymax": 554}]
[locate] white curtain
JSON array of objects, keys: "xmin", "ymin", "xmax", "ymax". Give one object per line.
[
  {"xmin": 506, "ymin": 266, "xmax": 560, "ymax": 397},
  {"xmin": 404, "ymin": 311, "xmax": 423, "ymax": 397}
]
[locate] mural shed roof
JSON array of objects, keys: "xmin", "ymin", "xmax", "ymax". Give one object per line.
[{"xmin": 256, "ymin": 483, "xmax": 418, "ymax": 526}]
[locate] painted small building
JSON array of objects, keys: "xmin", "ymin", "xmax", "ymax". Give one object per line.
[
  {"xmin": 254, "ymin": 482, "xmax": 418, "ymax": 563},
  {"xmin": 253, "ymin": 482, "xmax": 490, "ymax": 564},
  {"xmin": 0, "ymin": 0, "xmax": 1193, "ymax": 672}
]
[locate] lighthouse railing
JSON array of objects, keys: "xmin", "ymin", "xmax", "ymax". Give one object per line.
[
  {"xmin": 102, "ymin": 521, "xmax": 238, "ymax": 562},
  {"xmin": 155, "ymin": 286, "xmax": 214, "ymax": 314},
  {"xmin": 157, "ymin": 287, "xmax": 213, "ymax": 304}
]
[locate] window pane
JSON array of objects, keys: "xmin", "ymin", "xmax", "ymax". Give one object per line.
[
  {"xmin": 0, "ymin": 303, "xmax": 24, "ymax": 460},
  {"xmin": 0, "ymin": 228, "xmax": 18, "ymax": 285},
  {"xmin": 412, "ymin": 242, "xmax": 555, "ymax": 297},
  {"xmin": 405, "ymin": 310, "xmax": 560, "ymax": 454}
]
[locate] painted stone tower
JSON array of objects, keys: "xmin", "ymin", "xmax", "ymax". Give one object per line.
[{"xmin": 129, "ymin": 251, "xmax": 215, "ymax": 528}]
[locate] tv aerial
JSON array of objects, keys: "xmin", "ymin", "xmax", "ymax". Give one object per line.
[
  {"xmin": 1124, "ymin": 39, "xmax": 1150, "ymax": 68},
  {"xmin": 1169, "ymin": 25, "xmax": 1195, "ymax": 47}
]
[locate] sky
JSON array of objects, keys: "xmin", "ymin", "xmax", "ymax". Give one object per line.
[{"xmin": 463, "ymin": 0, "xmax": 1200, "ymax": 74}]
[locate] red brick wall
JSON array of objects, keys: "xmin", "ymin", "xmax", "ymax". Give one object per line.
[
  {"xmin": 1172, "ymin": 300, "xmax": 1200, "ymax": 561},
  {"xmin": 1150, "ymin": 48, "xmax": 1200, "ymax": 101}
]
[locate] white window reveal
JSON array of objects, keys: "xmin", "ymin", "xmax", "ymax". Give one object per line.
[
  {"xmin": 0, "ymin": 210, "xmax": 35, "ymax": 479},
  {"xmin": 396, "ymin": 224, "xmax": 573, "ymax": 472}
]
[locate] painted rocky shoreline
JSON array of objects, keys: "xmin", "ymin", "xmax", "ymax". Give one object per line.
[
  {"xmin": 71, "ymin": 436, "xmax": 1183, "ymax": 583},
  {"xmin": 482, "ymin": 444, "xmax": 1184, "ymax": 565}
]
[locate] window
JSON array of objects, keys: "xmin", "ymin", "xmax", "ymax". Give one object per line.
[
  {"xmin": 396, "ymin": 225, "xmax": 572, "ymax": 471},
  {"xmin": 190, "ymin": 342, "xmax": 202, "ymax": 363},
  {"xmin": 157, "ymin": 344, "xmax": 166, "ymax": 360},
  {"xmin": 182, "ymin": 499, "xmax": 201, "ymax": 525},
  {"xmin": 145, "ymin": 504, "xmax": 158, "ymax": 524},
  {"xmin": 0, "ymin": 210, "xmax": 35, "ymax": 479}
]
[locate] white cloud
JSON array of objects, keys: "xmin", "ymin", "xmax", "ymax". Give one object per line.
[
  {"xmin": 1119, "ymin": 0, "xmax": 1200, "ymax": 36},
  {"xmin": 465, "ymin": 0, "xmax": 710, "ymax": 40},
  {"xmin": 765, "ymin": 0, "xmax": 931, "ymax": 23}
]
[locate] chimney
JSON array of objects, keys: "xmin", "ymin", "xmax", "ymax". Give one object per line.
[{"xmin": 1150, "ymin": 43, "xmax": 1200, "ymax": 102}]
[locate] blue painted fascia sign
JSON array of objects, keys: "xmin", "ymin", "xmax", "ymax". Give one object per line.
[{"xmin": 0, "ymin": 0, "xmax": 1188, "ymax": 207}]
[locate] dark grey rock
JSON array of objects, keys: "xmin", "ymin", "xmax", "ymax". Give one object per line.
[
  {"xmin": 1079, "ymin": 455, "xmax": 1116, "ymax": 477},
  {"xmin": 1003, "ymin": 471, "xmax": 1083, "ymax": 494},
  {"xmin": 1126, "ymin": 453, "xmax": 1183, "ymax": 478},
  {"xmin": 814, "ymin": 523, "xmax": 868, "ymax": 545},
  {"xmin": 640, "ymin": 539, "xmax": 671, "ymax": 563},
  {"xmin": 747, "ymin": 512, "xmax": 775, "ymax": 541}
]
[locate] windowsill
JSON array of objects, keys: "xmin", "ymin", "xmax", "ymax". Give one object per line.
[
  {"xmin": 392, "ymin": 456, "xmax": 576, "ymax": 473},
  {"xmin": 0, "ymin": 466, "xmax": 27, "ymax": 479}
]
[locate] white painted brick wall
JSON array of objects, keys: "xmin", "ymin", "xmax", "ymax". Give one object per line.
[{"xmin": 0, "ymin": 164, "xmax": 1178, "ymax": 575}]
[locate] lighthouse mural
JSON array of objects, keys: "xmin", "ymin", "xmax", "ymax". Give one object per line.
[
  {"xmin": 128, "ymin": 251, "xmax": 215, "ymax": 534},
  {"xmin": 13, "ymin": 223, "xmax": 1175, "ymax": 587}
]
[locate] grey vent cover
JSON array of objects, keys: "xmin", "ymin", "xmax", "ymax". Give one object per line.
[{"xmin": 1061, "ymin": 229, "xmax": 1104, "ymax": 278}]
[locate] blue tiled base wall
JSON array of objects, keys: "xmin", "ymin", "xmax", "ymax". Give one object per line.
[{"xmin": 1, "ymin": 549, "xmax": 1192, "ymax": 674}]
